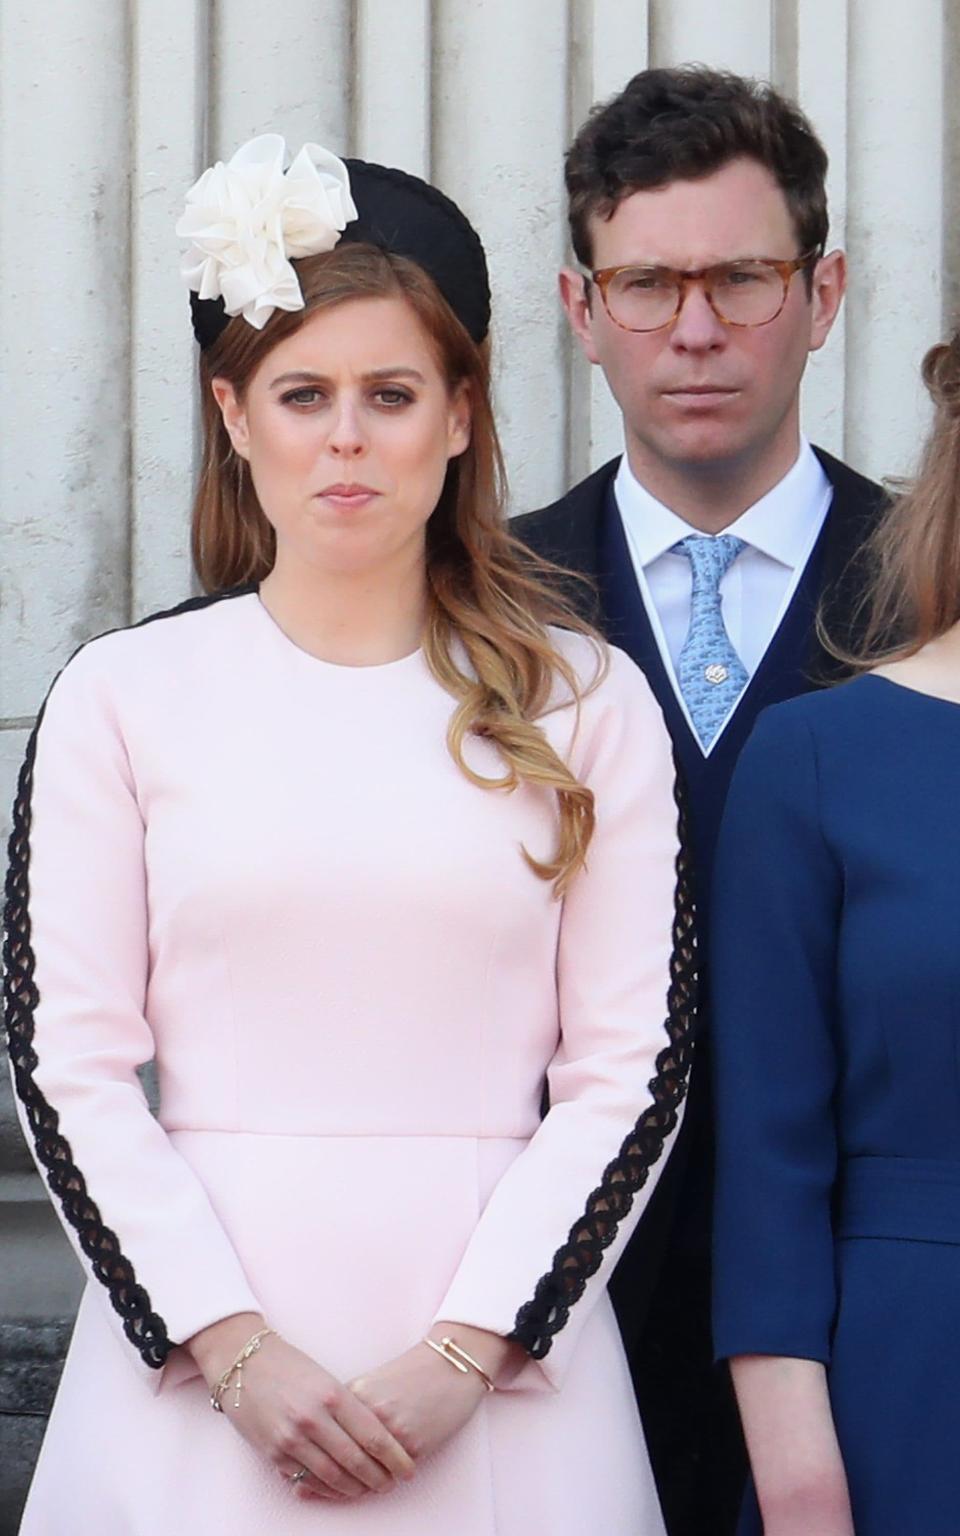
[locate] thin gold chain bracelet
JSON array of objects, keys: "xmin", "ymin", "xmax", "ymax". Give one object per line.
[{"xmin": 210, "ymin": 1326, "xmax": 277, "ymax": 1413}]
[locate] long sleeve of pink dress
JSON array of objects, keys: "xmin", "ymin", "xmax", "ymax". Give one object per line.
[{"xmin": 5, "ymin": 588, "xmax": 693, "ymax": 1535}]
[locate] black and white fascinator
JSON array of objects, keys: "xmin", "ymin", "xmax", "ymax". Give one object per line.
[{"xmin": 178, "ymin": 134, "xmax": 490, "ymax": 350}]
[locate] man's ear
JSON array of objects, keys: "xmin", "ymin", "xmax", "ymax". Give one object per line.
[
  {"xmin": 559, "ymin": 267, "xmax": 602, "ymax": 365},
  {"xmin": 210, "ymin": 377, "xmax": 251, "ymax": 461},
  {"xmin": 808, "ymin": 249, "xmax": 847, "ymax": 355}
]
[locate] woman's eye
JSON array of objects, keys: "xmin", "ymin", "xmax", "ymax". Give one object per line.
[
  {"xmin": 281, "ymin": 388, "xmax": 324, "ymax": 406},
  {"xmin": 374, "ymin": 388, "xmax": 414, "ymax": 407}
]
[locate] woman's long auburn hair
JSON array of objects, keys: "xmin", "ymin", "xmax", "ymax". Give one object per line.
[
  {"xmin": 192, "ymin": 243, "xmax": 606, "ymax": 895},
  {"xmin": 824, "ymin": 335, "xmax": 960, "ymax": 669}
]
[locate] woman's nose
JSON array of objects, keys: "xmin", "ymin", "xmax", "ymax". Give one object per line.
[{"xmin": 327, "ymin": 401, "xmax": 366, "ymax": 456}]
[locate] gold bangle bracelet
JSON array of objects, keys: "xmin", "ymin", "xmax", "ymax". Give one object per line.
[{"xmin": 423, "ymin": 1335, "xmax": 496, "ymax": 1393}]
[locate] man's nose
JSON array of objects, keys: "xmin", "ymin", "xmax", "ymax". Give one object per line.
[{"xmin": 668, "ymin": 281, "xmax": 727, "ymax": 350}]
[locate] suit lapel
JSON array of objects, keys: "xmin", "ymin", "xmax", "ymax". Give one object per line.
[
  {"xmin": 513, "ymin": 459, "xmax": 614, "ymax": 586},
  {"xmin": 809, "ymin": 447, "xmax": 887, "ymax": 680},
  {"xmin": 596, "ymin": 481, "xmax": 703, "ymax": 760},
  {"xmin": 691, "ymin": 448, "xmax": 885, "ymax": 735},
  {"xmin": 714, "ymin": 519, "xmax": 830, "ymax": 756}
]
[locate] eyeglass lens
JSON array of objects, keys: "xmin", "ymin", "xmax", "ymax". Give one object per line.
[{"xmin": 605, "ymin": 261, "xmax": 790, "ymax": 331}]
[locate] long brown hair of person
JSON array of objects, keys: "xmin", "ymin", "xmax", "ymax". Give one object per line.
[
  {"xmin": 823, "ymin": 335, "xmax": 960, "ymax": 670},
  {"xmin": 192, "ymin": 242, "xmax": 606, "ymax": 895}
]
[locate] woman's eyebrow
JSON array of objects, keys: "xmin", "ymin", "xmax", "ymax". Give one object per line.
[{"xmin": 269, "ymin": 366, "xmax": 427, "ymax": 388}]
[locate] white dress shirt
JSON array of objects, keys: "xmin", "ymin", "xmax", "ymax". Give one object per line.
[{"xmin": 614, "ymin": 439, "xmax": 833, "ymax": 754}]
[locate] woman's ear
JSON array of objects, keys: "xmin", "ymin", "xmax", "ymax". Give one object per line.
[
  {"xmin": 447, "ymin": 379, "xmax": 472, "ymax": 460},
  {"xmin": 210, "ymin": 378, "xmax": 251, "ymax": 461}
]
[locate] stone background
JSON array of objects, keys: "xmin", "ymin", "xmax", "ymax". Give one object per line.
[{"xmin": 1, "ymin": 0, "xmax": 957, "ymax": 1527}]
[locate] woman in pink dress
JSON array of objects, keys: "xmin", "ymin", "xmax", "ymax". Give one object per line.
[{"xmin": 4, "ymin": 135, "xmax": 694, "ymax": 1534}]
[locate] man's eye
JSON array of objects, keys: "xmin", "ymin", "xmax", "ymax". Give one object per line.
[
  {"xmin": 623, "ymin": 272, "xmax": 668, "ymax": 292},
  {"xmin": 722, "ymin": 269, "xmax": 762, "ymax": 286}
]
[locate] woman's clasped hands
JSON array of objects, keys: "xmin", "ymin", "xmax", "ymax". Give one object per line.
[
  {"xmin": 189, "ymin": 1312, "xmax": 518, "ymax": 1503},
  {"xmin": 348, "ymin": 1323, "xmax": 523, "ymax": 1464}
]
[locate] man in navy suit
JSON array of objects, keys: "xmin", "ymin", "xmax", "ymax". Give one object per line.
[{"xmin": 513, "ymin": 66, "xmax": 885, "ymax": 1536}]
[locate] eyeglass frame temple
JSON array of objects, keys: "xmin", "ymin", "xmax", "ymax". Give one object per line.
[{"xmin": 585, "ymin": 250, "xmax": 823, "ymax": 333}]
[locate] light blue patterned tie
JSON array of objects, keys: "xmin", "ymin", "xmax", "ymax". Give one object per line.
[{"xmin": 673, "ymin": 535, "xmax": 748, "ymax": 749}]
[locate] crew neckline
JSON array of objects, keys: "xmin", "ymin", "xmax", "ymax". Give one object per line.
[{"xmin": 248, "ymin": 590, "xmax": 425, "ymax": 676}]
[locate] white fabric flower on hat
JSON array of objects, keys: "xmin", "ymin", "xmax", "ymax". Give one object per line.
[{"xmin": 177, "ymin": 134, "xmax": 358, "ymax": 330}]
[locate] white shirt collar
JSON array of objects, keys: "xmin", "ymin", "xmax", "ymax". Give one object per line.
[{"xmin": 614, "ymin": 438, "xmax": 831, "ymax": 572}]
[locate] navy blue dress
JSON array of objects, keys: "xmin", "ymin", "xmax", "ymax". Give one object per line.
[{"xmin": 711, "ymin": 675, "xmax": 960, "ymax": 1536}]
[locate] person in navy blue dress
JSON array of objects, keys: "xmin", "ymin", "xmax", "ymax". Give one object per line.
[{"xmin": 712, "ymin": 333, "xmax": 960, "ymax": 1536}]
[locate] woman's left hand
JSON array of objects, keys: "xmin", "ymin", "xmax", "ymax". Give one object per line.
[{"xmin": 349, "ymin": 1325, "xmax": 524, "ymax": 1461}]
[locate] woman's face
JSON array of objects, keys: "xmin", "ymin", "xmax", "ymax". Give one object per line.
[{"xmin": 213, "ymin": 295, "xmax": 471, "ymax": 579}]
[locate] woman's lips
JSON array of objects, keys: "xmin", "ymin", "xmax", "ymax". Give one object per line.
[{"xmin": 315, "ymin": 484, "xmax": 381, "ymax": 510}]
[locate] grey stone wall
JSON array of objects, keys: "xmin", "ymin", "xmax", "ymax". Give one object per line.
[{"xmin": 0, "ymin": 1045, "xmax": 82, "ymax": 1534}]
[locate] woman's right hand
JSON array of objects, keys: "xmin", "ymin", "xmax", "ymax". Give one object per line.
[{"xmin": 187, "ymin": 1312, "xmax": 417, "ymax": 1502}]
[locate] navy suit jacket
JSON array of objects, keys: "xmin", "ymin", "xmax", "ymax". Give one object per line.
[
  {"xmin": 512, "ymin": 447, "xmax": 886, "ymax": 1337},
  {"xmin": 513, "ymin": 447, "xmax": 884, "ymax": 935}
]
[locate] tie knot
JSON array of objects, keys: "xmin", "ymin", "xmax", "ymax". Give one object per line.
[{"xmin": 673, "ymin": 534, "xmax": 746, "ymax": 590}]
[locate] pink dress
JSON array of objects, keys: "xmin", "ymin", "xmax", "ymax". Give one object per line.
[{"xmin": 6, "ymin": 588, "xmax": 689, "ymax": 1535}]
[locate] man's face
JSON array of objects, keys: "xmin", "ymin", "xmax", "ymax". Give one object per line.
[{"xmin": 560, "ymin": 157, "xmax": 845, "ymax": 477}]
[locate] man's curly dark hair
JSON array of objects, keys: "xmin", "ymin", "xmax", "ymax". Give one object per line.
[{"xmin": 566, "ymin": 65, "xmax": 830, "ymax": 289}]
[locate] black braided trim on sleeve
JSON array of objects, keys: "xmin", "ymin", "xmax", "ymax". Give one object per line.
[
  {"xmin": 509, "ymin": 763, "xmax": 698, "ymax": 1360},
  {"xmin": 2, "ymin": 585, "xmax": 253, "ymax": 1371},
  {"xmin": 3, "ymin": 712, "xmax": 171, "ymax": 1368}
]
